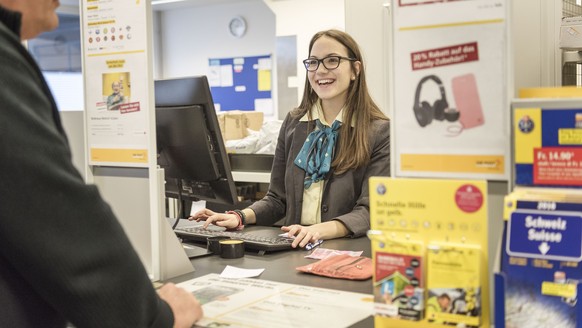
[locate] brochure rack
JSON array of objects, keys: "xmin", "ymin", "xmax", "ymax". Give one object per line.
[
  {"xmin": 369, "ymin": 178, "xmax": 490, "ymax": 328},
  {"xmin": 495, "ymin": 97, "xmax": 582, "ymax": 328}
]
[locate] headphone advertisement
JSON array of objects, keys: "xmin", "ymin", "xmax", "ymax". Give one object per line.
[{"xmin": 391, "ymin": 0, "xmax": 508, "ymax": 180}]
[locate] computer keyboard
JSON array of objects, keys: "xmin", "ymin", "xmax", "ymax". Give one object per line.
[{"xmin": 175, "ymin": 226, "xmax": 294, "ymax": 252}]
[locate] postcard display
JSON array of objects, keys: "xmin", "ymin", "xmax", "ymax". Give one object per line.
[
  {"xmin": 495, "ymin": 100, "xmax": 582, "ymax": 328},
  {"xmin": 369, "ymin": 178, "xmax": 490, "ymax": 328}
]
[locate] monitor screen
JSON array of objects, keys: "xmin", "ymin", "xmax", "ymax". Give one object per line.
[{"xmin": 154, "ymin": 76, "xmax": 237, "ymax": 207}]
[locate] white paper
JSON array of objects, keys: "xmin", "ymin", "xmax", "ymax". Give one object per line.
[
  {"xmin": 189, "ymin": 200, "xmax": 207, "ymax": 216},
  {"xmin": 207, "ymin": 65, "xmax": 221, "ymax": 87},
  {"xmin": 258, "ymin": 57, "xmax": 272, "ymax": 70},
  {"xmin": 178, "ymin": 274, "xmax": 373, "ymax": 328},
  {"xmin": 220, "ymin": 65, "xmax": 233, "ymax": 87},
  {"xmin": 220, "ymin": 265, "xmax": 265, "ymax": 279}
]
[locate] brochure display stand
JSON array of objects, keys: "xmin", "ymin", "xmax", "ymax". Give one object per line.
[
  {"xmin": 369, "ymin": 178, "xmax": 490, "ymax": 328},
  {"xmin": 495, "ymin": 97, "xmax": 582, "ymax": 328}
]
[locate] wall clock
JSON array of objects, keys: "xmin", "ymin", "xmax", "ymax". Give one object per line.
[{"xmin": 229, "ymin": 16, "xmax": 247, "ymax": 38}]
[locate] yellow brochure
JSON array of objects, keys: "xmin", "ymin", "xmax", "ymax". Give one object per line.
[
  {"xmin": 370, "ymin": 232, "xmax": 424, "ymax": 321},
  {"xmin": 426, "ymin": 243, "xmax": 481, "ymax": 327}
]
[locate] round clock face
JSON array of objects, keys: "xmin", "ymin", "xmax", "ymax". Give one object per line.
[{"xmin": 229, "ymin": 16, "xmax": 246, "ymax": 38}]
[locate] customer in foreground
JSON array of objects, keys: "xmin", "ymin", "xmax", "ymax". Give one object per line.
[{"xmin": 0, "ymin": 0, "xmax": 201, "ymax": 327}]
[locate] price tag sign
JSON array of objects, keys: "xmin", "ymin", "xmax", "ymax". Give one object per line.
[
  {"xmin": 533, "ymin": 147, "xmax": 582, "ymax": 186},
  {"xmin": 507, "ymin": 210, "xmax": 582, "ymax": 262}
]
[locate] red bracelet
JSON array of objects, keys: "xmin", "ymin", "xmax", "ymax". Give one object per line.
[{"xmin": 225, "ymin": 210, "xmax": 244, "ymax": 231}]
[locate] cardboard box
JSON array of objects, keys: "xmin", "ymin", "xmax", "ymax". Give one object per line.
[
  {"xmin": 217, "ymin": 111, "xmax": 264, "ymax": 141},
  {"xmin": 222, "ymin": 112, "xmax": 245, "ymax": 141},
  {"xmin": 242, "ymin": 111, "xmax": 264, "ymax": 135}
]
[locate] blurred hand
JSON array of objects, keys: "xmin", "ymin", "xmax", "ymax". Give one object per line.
[
  {"xmin": 189, "ymin": 208, "xmax": 239, "ymax": 230},
  {"xmin": 281, "ymin": 225, "xmax": 320, "ymax": 248},
  {"xmin": 157, "ymin": 283, "xmax": 202, "ymax": 328}
]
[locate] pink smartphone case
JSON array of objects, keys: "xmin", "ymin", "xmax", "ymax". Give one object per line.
[{"xmin": 452, "ymin": 73, "xmax": 484, "ymax": 129}]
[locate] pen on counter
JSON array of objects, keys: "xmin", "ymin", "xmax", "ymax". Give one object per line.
[{"xmin": 305, "ymin": 239, "xmax": 323, "ymax": 251}]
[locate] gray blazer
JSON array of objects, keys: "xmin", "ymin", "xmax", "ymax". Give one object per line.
[{"xmin": 249, "ymin": 112, "xmax": 391, "ymax": 237}]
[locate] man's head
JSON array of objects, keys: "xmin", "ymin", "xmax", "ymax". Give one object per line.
[
  {"xmin": 437, "ymin": 294, "xmax": 451, "ymax": 311},
  {"xmin": 111, "ymin": 81, "xmax": 121, "ymax": 94},
  {"xmin": 0, "ymin": 0, "xmax": 60, "ymax": 39}
]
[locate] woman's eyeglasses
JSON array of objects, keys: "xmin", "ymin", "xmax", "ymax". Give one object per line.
[{"xmin": 302, "ymin": 56, "xmax": 356, "ymax": 72}]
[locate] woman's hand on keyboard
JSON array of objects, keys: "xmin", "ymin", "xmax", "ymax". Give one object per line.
[
  {"xmin": 281, "ymin": 225, "xmax": 321, "ymax": 248},
  {"xmin": 189, "ymin": 209, "xmax": 239, "ymax": 230}
]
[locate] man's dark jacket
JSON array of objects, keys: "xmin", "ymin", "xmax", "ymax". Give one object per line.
[{"xmin": 0, "ymin": 7, "xmax": 174, "ymax": 328}]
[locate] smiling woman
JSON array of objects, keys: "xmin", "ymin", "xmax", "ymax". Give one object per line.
[{"xmin": 190, "ymin": 29, "xmax": 391, "ymax": 250}]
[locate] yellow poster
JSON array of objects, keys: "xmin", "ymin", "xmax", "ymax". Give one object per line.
[{"xmin": 426, "ymin": 244, "xmax": 481, "ymax": 327}]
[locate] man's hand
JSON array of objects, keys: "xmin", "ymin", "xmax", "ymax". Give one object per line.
[{"xmin": 157, "ymin": 283, "xmax": 203, "ymax": 328}]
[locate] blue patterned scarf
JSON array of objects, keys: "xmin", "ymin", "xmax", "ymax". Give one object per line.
[{"xmin": 294, "ymin": 119, "xmax": 341, "ymax": 189}]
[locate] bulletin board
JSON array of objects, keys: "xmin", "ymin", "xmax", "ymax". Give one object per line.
[{"xmin": 208, "ymin": 54, "xmax": 272, "ymax": 114}]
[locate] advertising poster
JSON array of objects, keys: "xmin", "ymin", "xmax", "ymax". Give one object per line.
[
  {"xmin": 392, "ymin": 0, "xmax": 508, "ymax": 180},
  {"xmin": 514, "ymin": 106, "xmax": 582, "ymax": 188},
  {"xmin": 82, "ymin": 0, "xmax": 152, "ymax": 166}
]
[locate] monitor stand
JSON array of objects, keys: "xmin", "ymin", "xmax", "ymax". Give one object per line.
[
  {"xmin": 157, "ymin": 168, "xmax": 195, "ymax": 281},
  {"xmin": 159, "ymin": 213, "xmax": 195, "ymax": 280}
]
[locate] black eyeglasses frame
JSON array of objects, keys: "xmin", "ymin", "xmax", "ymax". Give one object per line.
[{"xmin": 302, "ymin": 55, "xmax": 357, "ymax": 72}]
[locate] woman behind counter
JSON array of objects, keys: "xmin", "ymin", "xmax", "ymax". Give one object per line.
[{"xmin": 191, "ymin": 29, "xmax": 390, "ymax": 248}]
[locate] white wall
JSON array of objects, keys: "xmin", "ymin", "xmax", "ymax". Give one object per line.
[
  {"xmin": 156, "ymin": 0, "xmax": 345, "ymax": 118},
  {"xmin": 264, "ymin": 0, "xmax": 345, "ymax": 107},
  {"xmin": 511, "ymin": 0, "xmax": 562, "ymax": 95},
  {"xmin": 345, "ymin": 0, "xmax": 389, "ymax": 115},
  {"xmin": 157, "ymin": 0, "xmax": 275, "ymax": 79},
  {"xmin": 155, "ymin": 0, "xmax": 276, "ymax": 118}
]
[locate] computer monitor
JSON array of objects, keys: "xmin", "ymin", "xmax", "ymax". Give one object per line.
[{"xmin": 154, "ymin": 76, "xmax": 237, "ymax": 215}]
